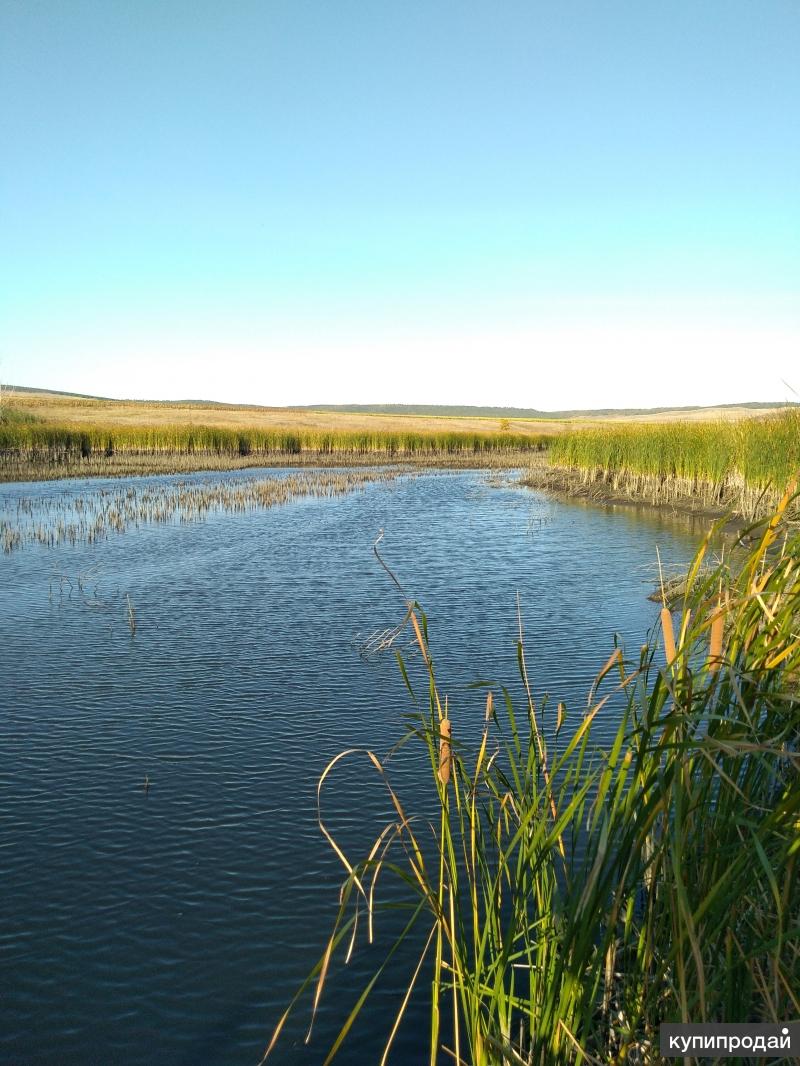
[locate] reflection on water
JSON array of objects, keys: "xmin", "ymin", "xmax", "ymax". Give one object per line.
[{"xmin": 1, "ymin": 469, "xmax": 706, "ymax": 1064}]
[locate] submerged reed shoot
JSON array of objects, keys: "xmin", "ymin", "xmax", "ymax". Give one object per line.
[
  {"xmin": 125, "ymin": 594, "xmax": 136, "ymax": 636},
  {"xmin": 0, "ymin": 470, "xmax": 404, "ymax": 552}
]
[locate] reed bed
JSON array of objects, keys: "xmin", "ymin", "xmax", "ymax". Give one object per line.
[
  {"xmin": 266, "ymin": 487, "xmax": 800, "ymax": 1064},
  {"xmin": 0, "ymin": 420, "xmax": 548, "ymax": 474},
  {"xmin": 542, "ymin": 408, "xmax": 800, "ymax": 519},
  {"xmin": 0, "ymin": 470, "xmax": 400, "ymax": 552}
]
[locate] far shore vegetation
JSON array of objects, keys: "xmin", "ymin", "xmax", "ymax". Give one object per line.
[
  {"xmin": 0, "ymin": 390, "xmax": 797, "ymax": 527},
  {"xmin": 0, "ymin": 389, "xmax": 548, "ymax": 480}
]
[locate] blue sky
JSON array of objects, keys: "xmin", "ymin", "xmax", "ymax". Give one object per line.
[{"xmin": 1, "ymin": 1, "xmax": 798, "ymax": 408}]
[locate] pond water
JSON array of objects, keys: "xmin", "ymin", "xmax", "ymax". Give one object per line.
[{"xmin": 1, "ymin": 469, "xmax": 707, "ymax": 1065}]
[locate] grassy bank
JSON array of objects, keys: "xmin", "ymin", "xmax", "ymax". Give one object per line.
[
  {"xmin": 267, "ymin": 489, "xmax": 800, "ymax": 1064},
  {"xmin": 536, "ymin": 409, "xmax": 800, "ymax": 519}
]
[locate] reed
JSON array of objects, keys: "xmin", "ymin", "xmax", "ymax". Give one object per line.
[
  {"xmin": 0, "ymin": 419, "xmax": 549, "ymax": 481},
  {"xmin": 265, "ymin": 486, "xmax": 800, "ymax": 1064},
  {"xmin": 543, "ymin": 408, "xmax": 800, "ymax": 519},
  {"xmin": 0, "ymin": 405, "xmax": 39, "ymax": 426}
]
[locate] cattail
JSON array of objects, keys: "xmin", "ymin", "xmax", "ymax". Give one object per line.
[
  {"xmin": 438, "ymin": 718, "xmax": 452, "ymax": 786},
  {"xmin": 708, "ymin": 610, "xmax": 725, "ymax": 672},
  {"xmin": 660, "ymin": 607, "xmax": 676, "ymax": 665}
]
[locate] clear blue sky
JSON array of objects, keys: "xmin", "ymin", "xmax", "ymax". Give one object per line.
[{"xmin": 1, "ymin": 1, "xmax": 798, "ymax": 408}]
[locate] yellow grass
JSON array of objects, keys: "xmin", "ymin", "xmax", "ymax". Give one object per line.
[
  {"xmin": 8, "ymin": 392, "xmax": 561, "ymax": 437},
  {"xmin": 7, "ymin": 391, "xmax": 783, "ymax": 437}
]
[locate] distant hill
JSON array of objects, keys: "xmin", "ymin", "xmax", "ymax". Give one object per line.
[
  {"xmin": 6, "ymin": 384, "xmax": 117, "ymax": 401},
  {"xmin": 301, "ymin": 401, "xmax": 796, "ymax": 419},
  {"xmin": 5, "ymin": 385, "xmax": 235, "ymax": 406},
  {"xmin": 6, "ymin": 387, "xmax": 797, "ymax": 420}
]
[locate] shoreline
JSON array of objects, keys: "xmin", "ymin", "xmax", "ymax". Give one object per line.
[
  {"xmin": 518, "ymin": 456, "xmax": 774, "ymax": 532},
  {"xmin": 2, "ymin": 451, "xmax": 792, "ymax": 538}
]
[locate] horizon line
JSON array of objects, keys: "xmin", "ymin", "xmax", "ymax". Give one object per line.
[{"xmin": 3, "ymin": 384, "xmax": 798, "ymax": 420}]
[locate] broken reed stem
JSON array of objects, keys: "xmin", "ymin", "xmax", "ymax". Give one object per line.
[{"xmin": 656, "ymin": 545, "xmax": 667, "ymax": 608}]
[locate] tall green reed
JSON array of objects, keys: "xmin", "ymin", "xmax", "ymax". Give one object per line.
[
  {"xmin": 0, "ymin": 420, "xmax": 549, "ymax": 463},
  {"xmin": 548, "ymin": 410, "xmax": 800, "ymax": 517},
  {"xmin": 265, "ymin": 485, "xmax": 800, "ymax": 1065}
]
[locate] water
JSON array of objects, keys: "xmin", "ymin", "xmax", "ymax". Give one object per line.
[{"xmin": 1, "ymin": 469, "xmax": 705, "ymax": 1065}]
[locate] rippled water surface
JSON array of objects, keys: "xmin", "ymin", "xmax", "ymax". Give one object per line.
[{"xmin": 2, "ymin": 469, "xmax": 705, "ymax": 1065}]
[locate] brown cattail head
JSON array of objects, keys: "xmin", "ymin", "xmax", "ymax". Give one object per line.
[
  {"xmin": 438, "ymin": 718, "xmax": 452, "ymax": 786},
  {"xmin": 485, "ymin": 692, "xmax": 493, "ymax": 723},
  {"xmin": 661, "ymin": 607, "xmax": 676, "ymax": 666},
  {"xmin": 708, "ymin": 610, "xmax": 725, "ymax": 672}
]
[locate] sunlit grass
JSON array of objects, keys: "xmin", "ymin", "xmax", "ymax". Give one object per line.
[{"xmin": 0, "ymin": 404, "xmax": 39, "ymax": 426}]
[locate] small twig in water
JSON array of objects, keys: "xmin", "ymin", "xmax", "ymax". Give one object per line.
[{"xmin": 126, "ymin": 594, "xmax": 136, "ymax": 636}]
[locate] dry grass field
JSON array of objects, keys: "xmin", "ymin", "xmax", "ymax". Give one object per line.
[
  {"xmin": 5, "ymin": 390, "xmax": 783, "ymax": 436},
  {"xmin": 6, "ymin": 392, "xmax": 561, "ymax": 436}
]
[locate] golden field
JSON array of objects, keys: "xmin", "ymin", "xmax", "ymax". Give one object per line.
[{"xmin": 5, "ymin": 390, "xmax": 784, "ymax": 435}]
